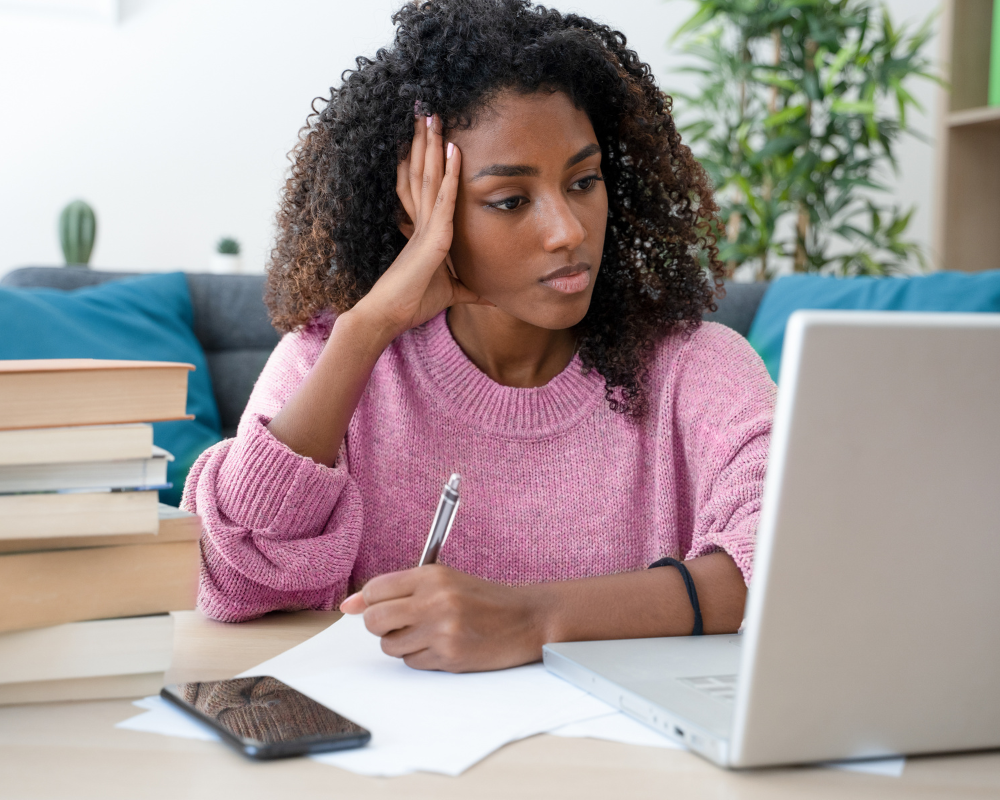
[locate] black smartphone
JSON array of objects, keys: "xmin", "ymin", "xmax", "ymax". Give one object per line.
[{"xmin": 160, "ymin": 676, "xmax": 371, "ymax": 760}]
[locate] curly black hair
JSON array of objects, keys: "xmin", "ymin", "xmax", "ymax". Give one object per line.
[{"xmin": 266, "ymin": 0, "xmax": 724, "ymax": 417}]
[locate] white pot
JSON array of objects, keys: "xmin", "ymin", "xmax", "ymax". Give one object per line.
[{"xmin": 209, "ymin": 254, "xmax": 242, "ymax": 274}]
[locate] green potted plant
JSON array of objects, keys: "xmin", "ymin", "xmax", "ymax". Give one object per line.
[
  {"xmin": 671, "ymin": 0, "xmax": 940, "ymax": 279},
  {"xmin": 59, "ymin": 200, "xmax": 97, "ymax": 268},
  {"xmin": 211, "ymin": 237, "xmax": 242, "ymax": 274}
]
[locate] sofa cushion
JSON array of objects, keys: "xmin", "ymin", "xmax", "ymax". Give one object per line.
[
  {"xmin": 0, "ymin": 272, "xmax": 223, "ymax": 505},
  {"xmin": 748, "ymin": 271, "xmax": 1000, "ymax": 381},
  {"xmin": 1, "ymin": 268, "xmax": 281, "ymax": 437}
]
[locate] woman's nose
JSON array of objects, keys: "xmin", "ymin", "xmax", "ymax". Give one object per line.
[{"xmin": 538, "ymin": 195, "xmax": 586, "ymax": 253}]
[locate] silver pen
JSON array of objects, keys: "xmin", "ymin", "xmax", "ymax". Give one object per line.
[{"xmin": 418, "ymin": 473, "xmax": 461, "ymax": 566}]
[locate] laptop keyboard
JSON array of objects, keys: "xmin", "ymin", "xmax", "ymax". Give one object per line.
[{"xmin": 678, "ymin": 674, "xmax": 738, "ymax": 705}]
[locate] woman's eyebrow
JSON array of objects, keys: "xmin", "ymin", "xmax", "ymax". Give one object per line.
[
  {"xmin": 470, "ymin": 163, "xmax": 539, "ymax": 181},
  {"xmin": 565, "ymin": 143, "xmax": 601, "ymax": 169},
  {"xmin": 469, "ymin": 143, "xmax": 601, "ymax": 182}
]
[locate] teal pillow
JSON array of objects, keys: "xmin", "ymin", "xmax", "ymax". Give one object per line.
[
  {"xmin": 747, "ymin": 271, "xmax": 1000, "ymax": 382},
  {"xmin": 0, "ymin": 272, "xmax": 222, "ymax": 505}
]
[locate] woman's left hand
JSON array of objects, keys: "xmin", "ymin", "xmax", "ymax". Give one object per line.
[{"xmin": 339, "ymin": 565, "xmax": 543, "ymax": 673}]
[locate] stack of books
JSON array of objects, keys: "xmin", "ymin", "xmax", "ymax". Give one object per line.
[{"xmin": 0, "ymin": 359, "xmax": 203, "ymax": 705}]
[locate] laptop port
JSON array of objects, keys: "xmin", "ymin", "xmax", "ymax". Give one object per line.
[{"xmin": 673, "ymin": 726, "xmax": 685, "ymax": 739}]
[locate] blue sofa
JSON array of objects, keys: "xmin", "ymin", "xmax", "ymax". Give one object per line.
[{"xmin": 0, "ymin": 267, "xmax": 769, "ymax": 437}]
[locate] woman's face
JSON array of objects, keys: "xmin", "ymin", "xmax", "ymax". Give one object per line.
[{"xmin": 446, "ymin": 90, "xmax": 608, "ymax": 331}]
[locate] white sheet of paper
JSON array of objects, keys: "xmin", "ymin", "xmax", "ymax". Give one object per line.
[
  {"xmin": 118, "ymin": 695, "xmax": 219, "ymax": 742},
  {"xmin": 549, "ymin": 711, "xmax": 683, "ymax": 749},
  {"xmin": 241, "ymin": 613, "xmax": 614, "ymax": 776},
  {"xmin": 119, "ymin": 613, "xmax": 610, "ymax": 776}
]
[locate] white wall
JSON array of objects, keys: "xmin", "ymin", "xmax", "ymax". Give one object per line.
[{"xmin": 0, "ymin": 0, "xmax": 941, "ymax": 278}]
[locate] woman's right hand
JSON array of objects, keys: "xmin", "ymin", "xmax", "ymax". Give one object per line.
[
  {"xmin": 268, "ymin": 114, "xmax": 487, "ymax": 466},
  {"xmin": 350, "ymin": 113, "xmax": 488, "ymax": 343}
]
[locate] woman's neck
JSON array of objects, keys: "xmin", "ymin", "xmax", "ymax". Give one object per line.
[{"xmin": 446, "ymin": 305, "xmax": 577, "ymax": 388}]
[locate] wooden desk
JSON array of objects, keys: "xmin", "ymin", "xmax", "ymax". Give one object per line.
[{"xmin": 1, "ymin": 611, "xmax": 997, "ymax": 800}]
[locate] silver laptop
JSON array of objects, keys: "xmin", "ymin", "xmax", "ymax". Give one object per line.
[{"xmin": 544, "ymin": 310, "xmax": 1000, "ymax": 768}]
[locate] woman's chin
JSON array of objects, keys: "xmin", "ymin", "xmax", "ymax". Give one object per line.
[
  {"xmin": 507, "ymin": 296, "xmax": 593, "ymax": 332},
  {"xmin": 453, "ymin": 287, "xmax": 594, "ymax": 332}
]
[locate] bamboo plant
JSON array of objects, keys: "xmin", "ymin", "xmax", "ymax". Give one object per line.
[{"xmin": 671, "ymin": 0, "xmax": 940, "ymax": 279}]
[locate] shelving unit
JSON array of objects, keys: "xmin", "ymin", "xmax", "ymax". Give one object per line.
[{"xmin": 934, "ymin": 0, "xmax": 1000, "ymax": 271}]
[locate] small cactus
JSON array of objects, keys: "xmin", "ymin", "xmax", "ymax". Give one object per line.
[
  {"xmin": 217, "ymin": 237, "xmax": 240, "ymax": 255},
  {"xmin": 59, "ymin": 200, "xmax": 97, "ymax": 267}
]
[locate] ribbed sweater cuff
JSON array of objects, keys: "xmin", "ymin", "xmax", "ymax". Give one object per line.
[
  {"xmin": 687, "ymin": 521, "xmax": 756, "ymax": 587},
  {"xmin": 216, "ymin": 415, "xmax": 345, "ymax": 535}
]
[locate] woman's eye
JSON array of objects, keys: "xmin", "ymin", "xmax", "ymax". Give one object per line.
[
  {"xmin": 488, "ymin": 196, "xmax": 526, "ymax": 211},
  {"xmin": 573, "ymin": 175, "xmax": 603, "ymax": 191}
]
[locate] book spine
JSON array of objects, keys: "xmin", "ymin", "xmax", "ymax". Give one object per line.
[
  {"xmin": 992, "ymin": 0, "xmax": 1000, "ymax": 106},
  {"xmin": 0, "ymin": 541, "xmax": 199, "ymax": 633}
]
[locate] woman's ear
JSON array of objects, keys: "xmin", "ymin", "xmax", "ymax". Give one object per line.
[{"xmin": 398, "ymin": 211, "xmax": 415, "ymax": 240}]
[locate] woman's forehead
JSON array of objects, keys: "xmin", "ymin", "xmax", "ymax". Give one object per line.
[{"xmin": 449, "ymin": 91, "xmax": 597, "ymax": 169}]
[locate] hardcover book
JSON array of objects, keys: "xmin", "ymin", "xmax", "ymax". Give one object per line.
[
  {"xmin": 0, "ymin": 501, "xmax": 199, "ymax": 553},
  {"xmin": 0, "ymin": 615, "xmax": 173, "ymax": 705},
  {"xmin": 0, "ymin": 540, "xmax": 199, "ymax": 633},
  {"xmin": 0, "ymin": 359, "xmax": 194, "ymax": 431},
  {"xmin": 0, "ymin": 423, "xmax": 153, "ymax": 466},
  {"xmin": 0, "ymin": 490, "xmax": 160, "ymax": 542},
  {"xmin": 0, "ymin": 446, "xmax": 172, "ymax": 494}
]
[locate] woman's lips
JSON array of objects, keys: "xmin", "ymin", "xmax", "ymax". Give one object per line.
[{"xmin": 541, "ymin": 268, "xmax": 590, "ymax": 294}]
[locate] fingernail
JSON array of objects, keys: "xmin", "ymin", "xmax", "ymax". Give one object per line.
[
  {"xmin": 446, "ymin": 142, "xmax": 454, "ymax": 159},
  {"xmin": 342, "ymin": 592, "xmax": 358, "ymax": 606},
  {"xmin": 426, "ymin": 115, "xmax": 432, "ymax": 128}
]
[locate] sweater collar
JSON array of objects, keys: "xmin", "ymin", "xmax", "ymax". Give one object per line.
[{"xmin": 406, "ymin": 311, "xmax": 605, "ymax": 439}]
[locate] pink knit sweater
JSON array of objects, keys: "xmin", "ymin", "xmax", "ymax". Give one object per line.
[{"xmin": 182, "ymin": 311, "xmax": 775, "ymax": 623}]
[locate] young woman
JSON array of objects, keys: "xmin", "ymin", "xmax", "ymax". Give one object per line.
[{"xmin": 183, "ymin": 0, "xmax": 775, "ymax": 673}]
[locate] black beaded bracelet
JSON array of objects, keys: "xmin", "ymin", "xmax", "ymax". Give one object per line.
[{"xmin": 649, "ymin": 556, "xmax": 704, "ymax": 636}]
